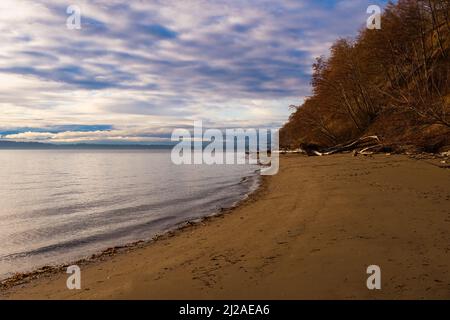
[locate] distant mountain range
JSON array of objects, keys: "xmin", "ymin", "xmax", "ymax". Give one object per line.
[{"xmin": 0, "ymin": 140, "xmax": 174, "ymax": 149}]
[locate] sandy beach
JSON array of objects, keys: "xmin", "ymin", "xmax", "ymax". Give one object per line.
[{"xmin": 1, "ymin": 154, "xmax": 450, "ymax": 300}]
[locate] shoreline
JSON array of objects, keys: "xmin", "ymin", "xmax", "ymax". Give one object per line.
[
  {"xmin": 2, "ymin": 154, "xmax": 450, "ymax": 299},
  {"xmin": 0, "ymin": 170, "xmax": 265, "ymax": 291}
]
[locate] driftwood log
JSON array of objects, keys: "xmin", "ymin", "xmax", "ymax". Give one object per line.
[{"xmin": 299, "ymin": 136, "xmax": 384, "ymax": 156}]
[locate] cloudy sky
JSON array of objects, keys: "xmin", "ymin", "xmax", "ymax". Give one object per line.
[{"xmin": 0, "ymin": 0, "xmax": 388, "ymax": 144}]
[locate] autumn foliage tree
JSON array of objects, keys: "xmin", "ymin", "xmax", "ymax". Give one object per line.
[{"xmin": 281, "ymin": 0, "xmax": 449, "ymax": 151}]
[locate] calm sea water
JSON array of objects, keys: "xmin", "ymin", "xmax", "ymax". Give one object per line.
[{"xmin": 0, "ymin": 149, "xmax": 259, "ymax": 279}]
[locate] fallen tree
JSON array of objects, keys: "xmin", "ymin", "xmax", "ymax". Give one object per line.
[{"xmin": 299, "ymin": 136, "xmax": 384, "ymax": 156}]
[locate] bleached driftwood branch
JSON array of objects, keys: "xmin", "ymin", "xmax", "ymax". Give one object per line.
[{"xmin": 300, "ymin": 136, "xmax": 383, "ymax": 156}]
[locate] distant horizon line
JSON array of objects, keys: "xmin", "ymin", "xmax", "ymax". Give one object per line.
[
  {"xmin": 0, "ymin": 140, "xmax": 176, "ymax": 149},
  {"xmin": 0, "ymin": 139, "xmax": 272, "ymax": 151}
]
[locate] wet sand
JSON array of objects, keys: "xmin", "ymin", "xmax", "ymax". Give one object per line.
[{"xmin": 2, "ymin": 154, "xmax": 450, "ymax": 299}]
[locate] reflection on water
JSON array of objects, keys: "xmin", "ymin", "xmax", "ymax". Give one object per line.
[{"xmin": 0, "ymin": 149, "xmax": 259, "ymax": 279}]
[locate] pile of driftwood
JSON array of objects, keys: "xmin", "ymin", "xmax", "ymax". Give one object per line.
[{"xmin": 299, "ymin": 136, "xmax": 384, "ymax": 156}]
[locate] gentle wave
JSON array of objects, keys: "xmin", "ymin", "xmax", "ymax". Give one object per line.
[{"xmin": 0, "ymin": 149, "xmax": 260, "ymax": 279}]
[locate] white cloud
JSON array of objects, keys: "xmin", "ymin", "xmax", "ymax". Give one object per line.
[{"xmin": 0, "ymin": 0, "xmax": 390, "ymax": 143}]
